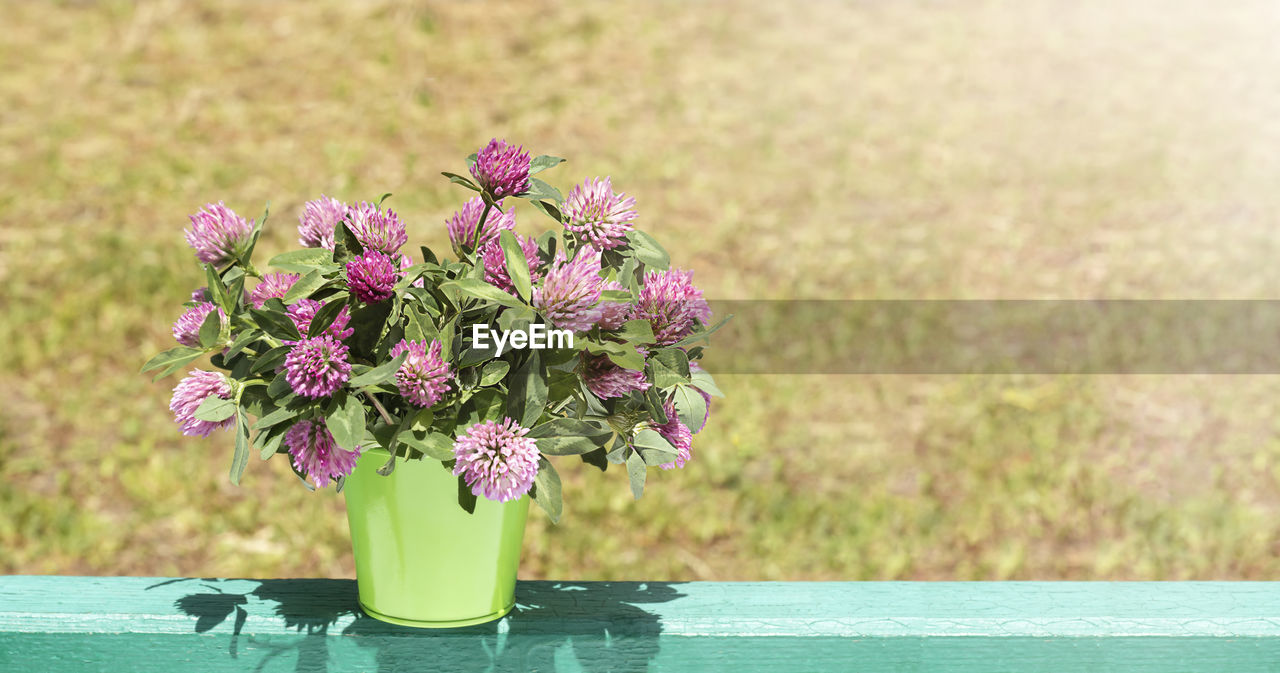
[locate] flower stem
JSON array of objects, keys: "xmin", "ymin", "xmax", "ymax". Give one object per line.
[
  {"xmin": 362, "ymin": 389, "xmax": 396, "ymax": 426},
  {"xmin": 468, "ymin": 201, "xmax": 494, "ymax": 254}
]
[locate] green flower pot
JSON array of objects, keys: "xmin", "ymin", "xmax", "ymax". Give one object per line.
[{"xmin": 343, "ymin": 448, "xmax": 530, "ymax": 628}]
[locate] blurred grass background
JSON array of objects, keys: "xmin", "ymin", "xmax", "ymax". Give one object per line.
[{"xmin": 3, "ymin": 0, "xmax": 1280, "ymax": 580}]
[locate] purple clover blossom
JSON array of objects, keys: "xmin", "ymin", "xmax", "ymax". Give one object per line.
[
  {"xmin": 346, "ymin": 250, "xmax": 399, "ymax": 303},
  {"xmin": 249, "ymin": 272, "xmax": 300, "ymax": 309},
  {"xmin": 481, "ymin": 233, "xmax": 542, "ymax": 294},
  {"xmin": 446, "ymin": 196, "xmax": 516, "ymax": 251},
  {"xmin": 532, "ymin": 248, "xmax": 603, "ymax": 333},
  {"xmin": 172, "ymin": 302, "xmax": 226, "ymax": 347},
  {"xmin": 562, "ymin": 177, "xmax": 638, "ymax": 250},
  {"xmin": 654, "ymin": 400, "xmax": 693, "ymax": 470},
  {"xmin": 595, "ymin": 280, "xmax": 632, "ymax": 330},
  {"xmin": 284, "ymin": 418, "xmax": 363, "ymax": 489},
  {"xmin": 169, "ymin": 370, "xmax": 234, "ymax": 437},
  {"xmin": 581, "ymin": 353, "xmax": 650, "ymax": 399},
  {"xmin": 298, "ymin": 195, "xmax": 347, "ymax": 250},
  {"xmin": 283, "ymin": 335, "xmax": 351, "ymax": 398},
  {"xmin": 470, "ymin": 139, "xmax": 531, "ymax": 199},
  {"xmin": 287, "ymin": 299, "xmax": 354, "ymax": 341},
  {"xmin": 389, "ymin": 339, "xmax": 453, "ymax": 407},
  {"xmin": 345, "ymin": 202, "xmax": 408, "ymax": 254},
  {"xmin": 185, "ymin": 202, "xmax": 255, "ymax": 266},
  {"xmin": 452, "ymin": 418, "xmax": 540, "ymax": 503},
  {"xmin": 633, "ymin": 268, "xmax": 712, "ymax": 345}
]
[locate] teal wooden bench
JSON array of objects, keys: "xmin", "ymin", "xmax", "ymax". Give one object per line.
[{"xmin": 2, "ymin": 577, "xmax": 1279, "ymax": 672}]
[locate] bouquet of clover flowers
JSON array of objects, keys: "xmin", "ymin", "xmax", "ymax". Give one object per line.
[{"xmin": 143, "ymin": 139, "xmax": 727, "ymax": 521}]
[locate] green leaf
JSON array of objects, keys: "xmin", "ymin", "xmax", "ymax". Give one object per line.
[
  {"xmin": 269, "ymin": 248, "xmax": 338, "ymax": 274},
  {"xmin": 627, "ymin": 231, "xmax": 670, "ymax": 270},
  {"xmin": 626, "ymin": 450, "xmax": 647, "ymax": 499},
  {"xmin": 527, "ymin": 417, "xmax": 612, "ymax": 439},
  {"xmin": 495, "ymin": 304, "xmax": 536, "ymax": 332},
  {"xmin": 530, "ymin": 200, "xmax": 563, "ymax": 223},
  {"xmin": 372, "ymin": 421, "xmax": 399, "ymax": 453},
  {"xmin": 308, "ymin": 299, "xmax": 348, "ymax": 338},
  {"xmin": 333, "ymin": 221, "xmax": 364, "ymax": 265},
  {"xmin": 498, "ymin": 230, "xmax": 533, "ymax": 302},
  {"xmin": 506, "ymin": 351, "xmax": 548, "ymax": 427},
  {"xmin": 140, "ymin": 346, "xmax": 204, "ymax": 379},
  {"xmin": 601, "ymin": 289, "xmax": 632, "ymax": 303},
  {"xmin": 582, "ymin": 339, "xmax": 645, "ymax": 371},
  {"xmin": 409, "ymin": 407, "xmax": 434, "ymax": 432},
  {"xmin": 239, "ymin": 205, "xmax": 266, "ymax": 267},
  {"xmin": 326, "ymin": 391, "xmax": 366, "ymax": 451},
  {"xmin": 193, "ymin": 395, "xmax": 237, "ymax": 422},
  {"xmin": 649, "ymin": 348, "xmax": 691, "ymax": 388},
  {"xmin": 267, "ymin": 372, "xmax": 292, "ymax": 398},
  {"xmin": 205, "ymin": 264, "xmax": 231, "ymax": 314},
  {"xmin": 633, "ymin": 428, "xmax": 679, "ymax": 465},
  {"xmin": 479, "ymin": 360, "xmax": 510, "ymax": 386},
  {"xmin": 403, "ymin": 305, "xmax": 437, "ymax": 343},
  {"xmin": 223, "ymin": 329, "xmax": 261, "ymax": 360},
  {"xmin": 226, "ymin": 352, "xmax": 251, "ymax": 380},
  {"xmin": 269, "ymin": 247, "xmax": 335, "ymax": 268},
  {"xmin": 522, "ymin": 177, "xmax": 563, "ymax": 203},
  {"xmin": 534, "ymin": 434, "xmax": 610, "ymax": 456},
  {"xmin": 458, "ymin": 388, "xmax": 504, "ymax": 428},
  {"xmin": 528, "ymin": 155, "xmax": 565, "ymax": 175},
  {"xmin": 249, "ymin": 345, "xmax": 291, "ymax": 374},
  {"xmin": 281, "ymin": 269, "xmax": 328, "ymax": 305},
  {"xmin": 644, "ymin": 386, "xmax": 668, "ymax": 424},
  {"xmin": 375, "ymin": 192, "xmax": 393, "ymax": 208},
  {"xmin": 690, "ymin": 366, "xmax": 725, "ymax": 398},
  {"xmin": 442, "ymin": 279, "xmax": 524, "ymax": 309},
  {"xmin": 671, "ymin": 313, "xmax": 734, "ymax": 347},
  {"xmin": 441, "ymin": 171, "xmax": 481, "ymax": 192},
  {"xmin": 252, "ymin": 404, "xmax": 300, "ymax": 432},
  {"xmin": 255, "ymin": 423, "xmax": 288, "ymax": 460},
  {"xmin": 457, "ymin": 476, "xmax": 478, "ymax": 514},
  {"xmin": 457, "ymin": 342, "xmax": 498, "ymax": 368},
  {"xmin": 536, "ymin": 230, "xmax": 559, "ymax": 262},
  {"xmin": 531, "ymin": 456, "xmax": 562, "ymax": 523},
  {"xmin": 616, "ymin": 319, "xmax": 654, "ymax": 344},
  {"xmin": 619, "ymin": 255, "xmax": 640, "ymax": 294},
  {"xmin": 580, "ymin": 447, "xmax": 609, "ymax": 472},
  {"xmin": 226, "ymin": 273, "xmax": 246, "ymax": 315},
  {"xmin": 673, "ymin": 385, "xmax": 709, "ymax": 434},
  {"xmin": 348, "ymin": 300, "xmax": 393, "ymax": 361},
  {"xmin": 376, "ymin": 452, "xmax": 398, "ymax": 477},
  {"xmin": 397, "ymin": 428, "xmax": 455, "ymax": 461},
  {"xmin": 438, "ymin": 316, "xmax": 459, "ymax": 361},
  {"xmin": 229, "ymin": 411, "xmax": 250, "ymax": 486},
  {"xmin": 348, "ymin": 351, "xmax": 408, "ymax": 388},
  {"xmin": 248, "ymin": 308, "xmax": 301, "ymax": 342},
  {"xmin": 394, "ymin": 263, "xmax": 435, "ymax": 292}
]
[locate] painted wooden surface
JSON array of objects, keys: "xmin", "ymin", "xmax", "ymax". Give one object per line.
[{"xmin": 2, "ymin": 577, "xmax": 1280, "ymax": 672}]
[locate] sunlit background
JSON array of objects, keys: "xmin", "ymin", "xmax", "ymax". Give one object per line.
[{"xmin": 3, "ymin": 0, "xmax": 1280, "ymax": 580}]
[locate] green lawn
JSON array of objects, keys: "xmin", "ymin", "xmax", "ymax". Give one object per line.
[{"xmin": 2, "ymin": 0, "xmax": 1279, "ymax": 580}]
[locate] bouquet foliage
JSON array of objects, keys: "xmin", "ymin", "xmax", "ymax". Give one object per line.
[{"xmin": 144, "ymin": 139, "xmax": 725, "ymax": 521}]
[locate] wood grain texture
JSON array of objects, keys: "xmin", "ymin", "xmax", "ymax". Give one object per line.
[{"xmin": 2, "ymin": 577, "xmax": 1280, "ymax": 672}]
